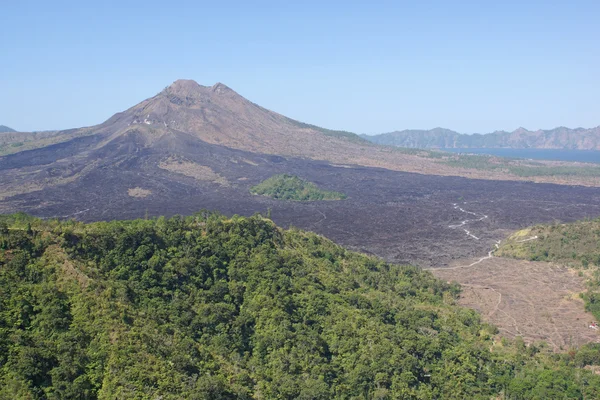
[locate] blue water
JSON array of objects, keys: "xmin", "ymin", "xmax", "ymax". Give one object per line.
[{"xmin": 443, "ymin": 148, "xmax": 600, "ymax": 164}]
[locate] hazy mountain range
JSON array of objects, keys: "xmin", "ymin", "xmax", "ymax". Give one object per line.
[
  {"xmin": 0, "ymin": 125, "xmax": 15, "ymax": 133},
  {"xmin": 362, "ymin": 126, "xmax": 600, "ymax": 150}
]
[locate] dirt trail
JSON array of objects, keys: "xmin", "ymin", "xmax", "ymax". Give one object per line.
[
  {"xmin": 429, "ymin": 202, "xmax": 499, "ymax": 271},
  {"xmin": 448, "ymin": 203, "xmax": 488, "ymax": 241},
  {"xmin": 516, "ymin": 235, "xmax": 538, "ymax": 243},
  {"xmin": 431, "ymin": 241, "xmax": 500, "ymax": 271}
]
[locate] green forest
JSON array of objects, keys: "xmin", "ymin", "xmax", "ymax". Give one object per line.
[
  {"xmin": 2, "ymin": 213, "xmax": 600, "ymax": 399},
  {"xmin": 250, "ymin": 174, "xmax": 347, "ymax": 201},
  {"xmin": 497, "ymin": 218, "xmax": 600, "ymax": 268}
]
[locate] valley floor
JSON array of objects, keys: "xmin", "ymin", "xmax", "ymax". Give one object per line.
[{"xmin": 431, "ymin": 256, "xmax": 598, "ymax": 350}]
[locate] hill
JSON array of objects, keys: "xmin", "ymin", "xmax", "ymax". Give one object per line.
[
  {"xmin": 0, "ymin": 79, "xmax": 374, "ymax": 202},
  {"xmin": 72, "ymin": 79, "xmax": 369, "ymax": 157},
  {"xmin": 0, "ymin": 125, "xmax": 15, "ymax": 133},
  {"xmin": 362, "ymin": 128, "xmax": 462, "ymax": 148},
  {"xmin": 250, "ymin": 174, "xmax": 347, "ymax": 201},
  {"xmin": 364, "ymin": 126, "xmax": 600, "ymax": 150},
  {"xmin": 0, "ymin": 129, "xmax": 66, "ymax": 155},
  {"xmin": 0, "ymin": 80, "xmax": 366, "ymax": 160},
  {"xmin": 3, "ymin": 213, "xmax": 600, "ymax": 398},
  {"xmin": 497, "ymin": 218, "xmax": 600, "ymax": 268}
]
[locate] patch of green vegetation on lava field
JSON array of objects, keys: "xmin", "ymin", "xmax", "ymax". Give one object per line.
[{"xmin": 250, "ymin": 174, "xmax": 347, "ymax": 201}]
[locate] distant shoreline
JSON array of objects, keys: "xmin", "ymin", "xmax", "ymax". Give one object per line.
[{"xmin": 442, "ymin": 148, "xmax": 600, "ymax": 164}]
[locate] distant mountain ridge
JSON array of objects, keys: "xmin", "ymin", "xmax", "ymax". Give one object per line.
[
  {"xmin": 0, "ymin": 125, "xmax": 16, "ymax": 133},
  {"xmin": 363, "ymin": 126, "xmax": 600, "ymax": 150}
]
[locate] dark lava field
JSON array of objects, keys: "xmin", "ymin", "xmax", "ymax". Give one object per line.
[{"xmin": 3, "ymin": 134, "xmax": 600, "ymax": 268}]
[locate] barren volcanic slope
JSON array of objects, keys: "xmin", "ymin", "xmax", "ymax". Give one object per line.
[
  {"xmin": 0, "ymin": 80, "xmax": 366, "ymax": 160},
  {"xmin": 0, "ymin": 79, "xmax": 361, "ymax": 200}
]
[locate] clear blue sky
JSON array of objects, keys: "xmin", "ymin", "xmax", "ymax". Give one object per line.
[{"xmin": 1, "ymin": 0, "xmax": 598, "ymax": 134}]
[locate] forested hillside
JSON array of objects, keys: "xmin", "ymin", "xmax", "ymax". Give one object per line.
[
  {"xmin": 2, "ymin": 213, "xmax": 600, "ymax": 399},
  {"xmin": 497, "ymin": 218, "xmax": 600, "ymax": 268}
]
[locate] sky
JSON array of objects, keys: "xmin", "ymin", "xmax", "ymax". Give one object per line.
[{"xmin": 1, "ymin": 0, "xmax": 598, "ymax": 134}]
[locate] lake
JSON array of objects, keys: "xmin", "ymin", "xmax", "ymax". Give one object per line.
[{"xmin": 443, "ymin": 148, "xmax": 600, "ymax": 164}]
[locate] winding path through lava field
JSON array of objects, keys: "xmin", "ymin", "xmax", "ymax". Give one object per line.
[{"xmin": 448, "ymin": 203, "xmax": 489, "ymax": 241}]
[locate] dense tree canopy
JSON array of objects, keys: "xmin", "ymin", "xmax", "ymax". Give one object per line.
[
  {"xmin": 497, "ymin": 218, "xmax": 600, "ymax": 268},
  {"xmin": 1, "ymin": 212, "xmax": 600, "ymax": 399}
]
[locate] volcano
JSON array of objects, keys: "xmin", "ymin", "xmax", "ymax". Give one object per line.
[
  {"xmin": 91, "ymin": 79, "xmax": 367, "ymax": 156},
  {"xmin": 0, "ymin": 79, "xmax": 372, "ymax": 206}
]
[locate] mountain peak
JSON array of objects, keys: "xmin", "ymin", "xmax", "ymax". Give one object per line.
[
  {"xmin": 160, "ymin": 80, "xmax": 239, "ymax": 101},
  {"xmin": 212, "ymin": 82, "xmax": 227, "ymax": 89},
  {"xmin": 514, "ymin": 127, "xmax": 529, "ymax": 134},
  {"xmin": 0, "ymin": 125, "xmax": 16, "ymax": 133},
  {"xmin": 164, "ymin": 79, "xmax": 205, "ymax": 96}
]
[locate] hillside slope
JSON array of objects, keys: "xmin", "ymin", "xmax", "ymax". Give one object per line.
[
  {"xmin": 0, "ymin": 125, "xmax": 16, "ymax": 133},
  {"xmin": 3, "ymin": 213, "xmax": 600, "ymax": 398},
  {"xmin": 0, "ymin": 80, "xmax": 368, "ymax": 159},
  {"xmin": 365, "ymin": 126, "xmax": 600, "ymax": 150},
  {"xmin": 497, "ymin": 218, "xmax": 600, "ymax": 267},
  {"xmin": 96, "ymin": 79, "xmax": 369, "ymax": 155}
]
